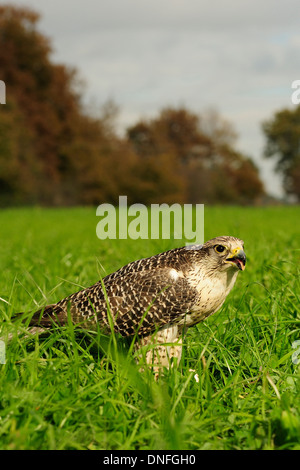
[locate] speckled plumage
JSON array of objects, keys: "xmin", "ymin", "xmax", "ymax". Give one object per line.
[{"xmin": 28, "ymin": 236, "xmax": 246, "ymax": 373}]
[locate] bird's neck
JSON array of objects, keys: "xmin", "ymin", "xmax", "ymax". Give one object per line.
[{"xmin": 188, "ymin": 264, "xmax": 239, "ymax": 297}]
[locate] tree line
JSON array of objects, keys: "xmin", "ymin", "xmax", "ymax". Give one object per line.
[{"xmin": 1, "ymin": 5, "xmax": 296, "ymax": 207}]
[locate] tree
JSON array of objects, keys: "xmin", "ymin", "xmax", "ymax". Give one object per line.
[
  {"xmin": 0, "ymin": 96, "xmax": 40, "ymax": 205},
  {"xmin": 262, "ymin": 106, "xmax": 300, "ymax": 201},
  {"xmin": 0, "ymin": 5, "xmax": 128, "ymax": 205},
  {"xmin": 127, "ymin": 107, "xmax": 264, "ymax": 204},
  {"xmin": 0, "ymin": 5, "xmax": 264, "ymax": 206}
]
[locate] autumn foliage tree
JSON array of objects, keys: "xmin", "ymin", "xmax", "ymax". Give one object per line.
[
  {"xmin": 127, "ymin": 108, "xmax": 264, "ymax": 204},
  {"xmin": 262, "ymin": 106, "xmax": 300, "ymax": 201},
  {"xmin": 0, "ymin": 5, "xmax": 264, "ymax": 206},
  {"xmin": 0, "ymin": 5, "xmax": 75, "ymax": 203},
  {"xmin": 0, "ymin": 5, "xmax": 130, "ymax": 205}
]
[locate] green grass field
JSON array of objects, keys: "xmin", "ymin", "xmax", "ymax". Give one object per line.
[{"xmin": 0, "ymin": 206, "xmax": 299, "ymax": 450}]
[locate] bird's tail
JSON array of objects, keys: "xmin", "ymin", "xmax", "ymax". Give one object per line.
[
  {"xmin": 13, "ymin": 303, "xmax": 68, "ymax": 329},
  {"xmin": 29, "ymin": 304, "xmax": 68, "ymax": 327}
]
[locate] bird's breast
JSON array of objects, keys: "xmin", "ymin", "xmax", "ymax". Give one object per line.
[{"xmin": 183, "ymin": 269, "xmax": 238, "ymax": 326}]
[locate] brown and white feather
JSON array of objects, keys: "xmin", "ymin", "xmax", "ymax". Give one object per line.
[{"xmin": 26, "ymin": 236, "xmax": 246, "ymax": 372}]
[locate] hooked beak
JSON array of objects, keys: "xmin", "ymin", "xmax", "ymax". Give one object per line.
[{"xmin": 226, "ymin": 248, "xmax": 246, "ymax": 271}]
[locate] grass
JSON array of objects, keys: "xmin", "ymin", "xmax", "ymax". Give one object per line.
[{"xmin": 0, "ymin": 205, "xmax": 299, "ymax": 450}]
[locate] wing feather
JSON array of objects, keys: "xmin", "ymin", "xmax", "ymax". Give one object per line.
[
  {"xmin": 29, "ymin": 246, "xmax": 203, "ymax": 336},
  {"xmin": 67, "ymin": 267, "xmax": 197, "ymax": 336}
]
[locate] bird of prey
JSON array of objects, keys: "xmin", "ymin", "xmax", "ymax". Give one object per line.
[{"xmin": 24, "ymin": 236, "xmax": 246, "ymax": 374}]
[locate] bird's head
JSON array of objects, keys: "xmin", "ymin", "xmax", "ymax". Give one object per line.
[{"xmin": 202, "ymin": 236, "xmax": 246, "ymax": 272}]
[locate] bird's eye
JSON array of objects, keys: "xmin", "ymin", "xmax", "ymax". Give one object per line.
[{"xmin": 215, "ymin": 245, "xmax": 226, "ymax": 253}]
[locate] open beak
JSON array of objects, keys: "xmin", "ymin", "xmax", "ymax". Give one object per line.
[{"xmin": 226, "ymin": 249, "xmax": 246, "ymax": 271}]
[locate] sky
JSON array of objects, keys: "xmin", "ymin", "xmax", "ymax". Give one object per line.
[{"xmin": 10, "ymin": 0, "xmax": 300, "ymax": 197}]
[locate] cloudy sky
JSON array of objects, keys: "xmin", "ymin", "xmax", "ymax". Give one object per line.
[{"xmin": 12, "ymin": 0, "xmax": 300, "ymax": 196}]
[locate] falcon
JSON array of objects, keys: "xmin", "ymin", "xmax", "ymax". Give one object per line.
[{"xmin": 24, "ymin": 236, "xmax": 246, "ymax": 373}]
